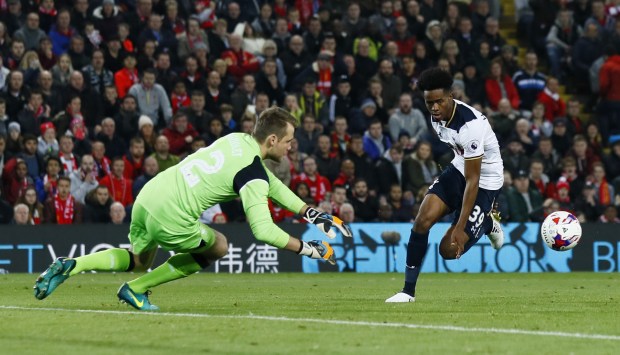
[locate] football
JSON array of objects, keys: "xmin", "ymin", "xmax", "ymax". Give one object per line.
[{"xmin": 540, "ymin": 211, "xmax": 582, "ymax": 251}]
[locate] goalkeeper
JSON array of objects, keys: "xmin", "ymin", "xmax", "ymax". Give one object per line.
[{"xmin": 33, "ymin": 107, "xmax": 352, "ymax": 311}]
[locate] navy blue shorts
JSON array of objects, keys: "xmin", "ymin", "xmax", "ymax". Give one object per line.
[{"xmin": 427, "ymin": 164, "xmax": 501, "ymax": 251}]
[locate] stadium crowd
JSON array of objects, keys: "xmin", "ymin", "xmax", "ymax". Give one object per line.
[{"xmin": 1, "ymin": 0, "xmax": 620, "ymax": 226}]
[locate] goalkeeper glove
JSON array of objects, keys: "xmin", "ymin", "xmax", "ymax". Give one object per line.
[
  {"xmin": 297, "ymin": 240, "xmax": 336, "ymax": 265},
  {"xmin": 303, "ymin": 207, "xmax": 353, "ymax": 239}
]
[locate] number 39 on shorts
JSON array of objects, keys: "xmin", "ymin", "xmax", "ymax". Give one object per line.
[
  {"xmin": 180, "ymin": 150, "xmax": 225, "ymax": 187},
  {"xmin": 468, "ymin": 205, "xmax": 484, "ymax": 227}
]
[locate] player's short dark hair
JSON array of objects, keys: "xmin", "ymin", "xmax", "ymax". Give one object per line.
[
  {"xmin": 417, "ymin": 67, "xmax": 454, "ymax": 92},
  {"xmin": 253, "ymin": 106, "xmax": 298, "ymax": 143}
]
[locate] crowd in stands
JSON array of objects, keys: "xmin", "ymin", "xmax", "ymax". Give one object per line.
[{"xmin": 1, "ymin": 0, "xmax": 620, "ymax": 226}]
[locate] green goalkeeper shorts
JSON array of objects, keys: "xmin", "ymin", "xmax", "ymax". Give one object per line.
[{"xmin": 128, "ymin": 202, "xmax": 217, "ymax": 254}]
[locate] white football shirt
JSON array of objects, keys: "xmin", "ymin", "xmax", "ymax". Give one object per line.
[{"xmin": 431, "ymin": 99, "xmax": 504, "ymax": 190}]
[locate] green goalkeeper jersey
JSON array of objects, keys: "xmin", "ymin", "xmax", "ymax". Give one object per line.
[{"xmin": 136, "ymin": 133, "xmax": 306, "ymax": 248}]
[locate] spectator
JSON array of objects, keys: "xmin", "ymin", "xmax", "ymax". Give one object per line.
[
  {"xmin": 349, "ymin": 178, "xmax": 379, "ymax": 222},
  {"xmin": 339, "ymin": 202, "xmax": 357, "ymax": 223},
  {"xmin": 512, "ymin": 118, "xmax": 537, "ymax": 155},
  {"xmin": 386, "ymin": 183, "xmax": 414, "ymax": 222},
  {"xmin": 14, "ymin": 12, "xmax": 47, "ymax": 51},
  {"xmin": 4, "ymin": 70, "xmax": 29, "ymax": 120},
  {"xmin": 502, "ymin": 138, "xmax": 530, "ymax": 176},
  {"xmin": 16, "ymin": 134, "xmax": 43, "ymax": 180},
  {"xmin": 530, "ymin": 101, "xmax": 553, "ymax": 141},
  {"xmin": 481, "ymin": 17, "xmax": 506, "ymax": 58},
  {"xmin": 202, "ymin": 117, "xmax": 225, "ymax": 146},
  {"xmin": 10, "ymin": 203, "xmax": 26, "ymax": 225},
  {"xmin": 128, "ymin": 69, "xmax": 173, "ymax": 129},
  {"xmin": 95, "ymin": 118, "xmax": 126, "ymax": 160},
  {"xmin": 537, "ymin": 77, "xmax": 565, "ymax": 121},
  {"xmin": 264, "ymin": 153, "xmax": 292, "ymax": 187},
  {"xmin": 123, "ymin": 137, "xmax": 146, "ymax": 181},
  {"xmin": 93, "ymin": 0, "xmax": 122, "ymax": 43},
  {"xmin": 529, "ymin": 158, "xmax": 550, "ymax": 198},
  {"xmin": 43, "ymin": 176, "xmax": 83, "ymax": 224},
  {"xmin": 133, "ymin": 156, "xmax": 159, "ymax": 198},
  {"xmin": 230, "ymin": 74, "xmax": 256, "ymax": 120},
  {"xmin": 333, "ymin": 158, "xmax": 357, "ymax": 195},
  {"xmin": 138, "ymin": 14, "xmax": 177, "ymax": 54},
  {"xmin": 150, "ymin": 135, "xmax": 179, "ymax": 172},
  {"xmin": 34, "ymin": 155, "xmax": 61, "ymax": 202},
  {"xmin": 599, "ymin": 205, "xmax": 620, "ymax": 223},
  {"xmin": 255, "ymin": 58, "xmax": 285, "ymax": 105},
  {"xmin": 290, "ymin": 156, "xmax": 332, "ymax": 205},
  {"xmin": 84, "ymin": 185, "xmax": 112, "ymax": 223},
  {"xmin": 114, "ymin": 95, "xmax": 140, "ymax": 143},
  {"xmin": 507, "ymin": 169, "xmax": 544, "ymax": 222},
  {"xmin": 69, "ymin": 154, "xmax": 98, "ymax": 205},
  {"xmin": 363, "ymin": 119, "xmax": 391, "ymax": 160},
  {"xmin": 329, "ymin": 116, "xmax": 350, "ymax": 159},
  {"xmin": 109, "ymin": 201, "xmax": 127, "ymax": 224},
  {"xmin": 286, "ymin": 138, "xmax": 307, "ymax": 176},
  {"xmin": 15, "ymin": 185, "xmax": 43, "ymax": 225},
  {"xmin": 91, "ymin": 141, "xmax": 111, "ymax": 180},
  {"xmin": 545, "ymin": 9, "xmax": 582, "ymax": 81},
  {"xmin": 550, "ymin": 118, "xmax": 572, "ymax": 157},
  {"xmin": 99, "ymin": 157, "xmax": 133, "ymax": 207},
  {"xmin": 591, "ymin": 162, "xmax": 614, "ymax": 207},
  {"xmin": 203, "ymin": 71, "xmax": 229, "ymax": 118},
  {"xmin": 36, "ymin": 122, "xmax": 58, "ymax": 158},
  {"xmin": 490, "ymin": 98, "xmax": 518, "ymax": 145},
  {"xmin": 512, "ymin": 51, "xmax": 546, "ymax": 111},
  {"xmin": 2, "ymin": 159, "xmax": 32, "ymax": 205},
  {"xmin": 63, "ymin": 71, "xmax": 103, "ymax": 129},
  {"xmin": 298, "ymin": 78, "xmax": 329, "ymax": 129},
  {"xmin": 374, "ymin": 143, "xmax": 404, "ymax": 197},
  {"xmin": 485, "ymin": 58, "xmax": 520, "ymax": 110},
  {"xmin": 4, "ymin": 122, "xmax": 20, "ymax": 158},
  {"xmin": 313, "ymin": 134, "xmax": 340, "ymax": 183},
  {"xmin": 48, "ymin": 9, "xmax": 76, "ymax": 56},
  {"xmin": 18, "ymin": 90, "xmax": 50, "ymax": 137},
  {"xmin": 572, "ymin": 22, "xmax": 603, "ymax": 92},
  {"xmin": 330, "ymin": 185, "xmax": 348, "ymax": 218},
  {"xmin": 221, "ymin": 33, "xmax": 260, "ymax": 82},
  {"xmin": 280, "ymin": 35, "xmax": 310, "ymax": 90},
  {"xmin": 462, "ymin": 62, "xmax": 487, "ymax": 106},
  {"xmin": 162, "ymin": 112, "xmax": 199, "ymax": 157},
  {"xmin": 37, "ymin": 70, "xmax": 62, "ymax": 115},
  {"xmin": 567, "ymin": 134, "xmax": 600, "ymax": 179},
  {"xmin": 294, "ymin": 114, "xmax": 320, "ymax": 155},
  {"xmin": 402, "ymin": 140, "xmax": 438, "ymax": 196},
  {"xmin": 103, "ymin": 85, "xmax": 121, "ymax": 120},
  {"xmin": 388, "ymin": 92, "xmax": 427, "ymax": 144},
  {"xmin": 114, "ymin": 53, "xmax": 140, "ymax": 99},
  {"xmin": 82, "ymin": 49, "xmax": 114, "ymax": 95}
]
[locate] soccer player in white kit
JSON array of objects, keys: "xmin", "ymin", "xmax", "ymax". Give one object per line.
[{"xmin": 386, "ymin": 68, "xmax": 505, "ymax": 303}]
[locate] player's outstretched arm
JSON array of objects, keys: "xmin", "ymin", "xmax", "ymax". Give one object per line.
[
  {"xmin": 302, "ymin": 206, "xmax": 353, "ymax": 239},
  {"xmin": 284, "ymin": 237, "xmax": 336, "ymax": 265}
]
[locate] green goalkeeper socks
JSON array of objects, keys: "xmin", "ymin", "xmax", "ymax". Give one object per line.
[
  {"xmin": 69, "ymin": 248, "xmax": 131, "ymax": 276},
  {"xmin": 127, "ymin": 253, "xmax": 203, "ymax": 293}
]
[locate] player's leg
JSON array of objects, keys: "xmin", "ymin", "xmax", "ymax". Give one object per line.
[
  {"xmin": 116, "ymin": 219, "xmax": 228, "ymax": 311},
  {"xmin": 125, "ymin": 229, "xmax": 228, "ymax": 295},
  {"xmin": 438, "ymin": 189, "xmax": 501, "ymax": 260},
  {"xmin": 33, "ymin": 206, "xmax": 155, "ymax": 300}
]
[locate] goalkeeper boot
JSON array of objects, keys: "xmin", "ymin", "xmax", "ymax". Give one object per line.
[
  {"xmin": 385, "ymin": 292, "xmax": 415, "ymax": 303},
  {"xmin": 488, "ymin": 207, "xmax": 504, "ymax": 250},
  {"xmin": 117, "ymin": 283, "xmax": 159, "ymax": 311},
  {"xmin": 33, "ymin": 257, "xmax": 76, "ymax": 300}
]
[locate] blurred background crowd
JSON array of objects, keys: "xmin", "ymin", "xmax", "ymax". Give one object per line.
[{"xmin": 1, "ymin": 0, "xmax": 620, "ymax": 226}]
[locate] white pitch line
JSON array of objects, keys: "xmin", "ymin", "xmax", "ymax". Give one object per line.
[{"xmin": 1, "ymin": 305, "xmax": 619, "ymax": 341}]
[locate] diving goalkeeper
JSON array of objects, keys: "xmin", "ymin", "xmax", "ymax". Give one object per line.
[{"xmin": 34, "ymin": 107, "xmax": 352, "ymax": 311}]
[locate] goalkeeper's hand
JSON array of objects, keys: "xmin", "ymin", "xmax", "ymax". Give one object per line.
[
  {"xmin": 297, "ymin": 240, "xmax": 336, "ymax": 265},
  {"xmin": 303, "ymin": 207, "xmax": 353, "ymax": 239}
]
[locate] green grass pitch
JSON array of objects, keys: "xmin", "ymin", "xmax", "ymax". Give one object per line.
[{"xmin": 0, "ymin": 272, "xmax": 618, "ymax": 354}]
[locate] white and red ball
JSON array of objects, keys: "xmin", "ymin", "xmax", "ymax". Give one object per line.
[{"xmin": 541, "ymin": 211, "xmax": 582, "ymax": 251}]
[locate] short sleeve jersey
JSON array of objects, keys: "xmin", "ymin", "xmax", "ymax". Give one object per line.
[
  {"xmin": 137, "ymin": 133, "xmax": 306, "ymax": 248},
  {"xmin": 431, "ymin": 99, "xmax": 504, "ymax": 190}
]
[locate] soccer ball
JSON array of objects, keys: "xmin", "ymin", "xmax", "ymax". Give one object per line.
[{"xmin": 540, "ymin": 211, "xmax": 582, "ymax": 251}]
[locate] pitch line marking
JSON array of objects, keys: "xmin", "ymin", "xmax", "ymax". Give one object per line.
[{"xmin": 1, "ymin": 305, "xmax": 619, "ymax": 341}]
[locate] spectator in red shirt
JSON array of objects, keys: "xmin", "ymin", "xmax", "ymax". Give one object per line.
[
  {"xmin": 221, "ymin": 33, "xmax": 260, "ymax": 82},
  {"xmin": 537, "ymin": 77, "xmax": 566, "ymax": 121},
  {"xmin": 290, "ymin": 156, "xmax": 332, "ymax": 205},
  {"xmin": 43, "ymin": 176, "xmax": 84, "ymax": 224},
  {"xmin": 123, "ymin": 137, "xmax": 146, "ymax": 180},
  {"xmin": 162, "ymin": 112, "xmax": 199, "ymax": 157},
  {"xmin": 114, "ymin": 53, "xmax": 139, "ymax": 99},
  {"xmin": 99, "ymin": 157, "xmax": 133, "ymax": 207},
  {"xmin": 485, "ymin": 58, "xmax": 520, "ymax": 110}
]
